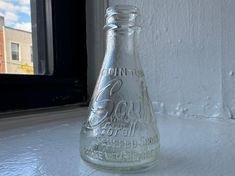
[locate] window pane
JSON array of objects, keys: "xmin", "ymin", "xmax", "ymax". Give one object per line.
[
  {"xmin": 11, "ymin": 42, "xmax": 19, "ymax": 61},
  {"xmin": 0, "ymin": 0, "xmax": 52, "ymax": 75}
]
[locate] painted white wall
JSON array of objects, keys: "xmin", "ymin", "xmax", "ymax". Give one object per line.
[
  {"xmin": 221, "ymin": 0, "xmax": 235, "ymax": 119},
  {"xmin": 106, "ymin": 0, "xmax": 235, "ymax": 119}
]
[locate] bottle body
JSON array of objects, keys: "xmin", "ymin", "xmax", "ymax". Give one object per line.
[{"xmin": 80, "ymin": 5, "xmax": 160, "ymax": 172}]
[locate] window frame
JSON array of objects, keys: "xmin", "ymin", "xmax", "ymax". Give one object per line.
[
  {"xmin": 30, "ymin": 45, "xmax": 33, "ymax": 63},
  {"xmin": 0, "ymin": 0, "xmax": 87, "ymax": 112},
  {"xmin": 10, "ymin": 42, "xmax": 20, "ymax": 62}
]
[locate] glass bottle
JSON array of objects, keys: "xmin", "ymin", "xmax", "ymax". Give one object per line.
[{"xmin": 80, "ymin": 5, "xmax": 160, "ymax": 173}]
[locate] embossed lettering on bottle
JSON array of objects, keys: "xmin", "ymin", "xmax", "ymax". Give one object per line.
[{"xmin": 80, "ymin": 5, "xmax": 160, "ymax": 173}]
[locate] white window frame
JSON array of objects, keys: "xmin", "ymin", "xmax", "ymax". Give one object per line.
[
  {"xmin": 30, "ymin": 45, "xmax": 33, "ymax": 62},
  {"xmin": 10, "ymin": 41, "xmax": 21, "ymax": 62}
]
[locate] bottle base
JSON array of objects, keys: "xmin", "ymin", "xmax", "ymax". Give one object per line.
[{"xmin": 81, "ymin": 154, "xmax": 159, "ymax": 174}]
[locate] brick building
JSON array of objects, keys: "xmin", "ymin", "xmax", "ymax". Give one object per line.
[{"xmin": 0, "ymin": 16, "xmax": 33, "ymax": 74}]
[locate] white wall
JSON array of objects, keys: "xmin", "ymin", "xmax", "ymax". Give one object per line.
[
  {"xmin": 107, "ymin": 0, "xmax": 235, "ymax": 119},
  {"xmin": 221, "ymin": 0, "xmax": 235, "ymax": 119}
]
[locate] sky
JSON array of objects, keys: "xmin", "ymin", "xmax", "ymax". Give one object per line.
[{"xmin": 0, "ymin": 0, "xmax": 31, "ymax": 32}]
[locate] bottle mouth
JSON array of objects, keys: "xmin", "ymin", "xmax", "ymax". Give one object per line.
[
  {"xmin": 106, "ymin": 5, "xmax": 139, "ymax": 17},
  {"xmin": 105, "ymin": 5, "xmax": 141, "ymax": 30}
]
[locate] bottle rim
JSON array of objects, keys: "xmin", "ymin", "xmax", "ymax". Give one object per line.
[
  {"xmin": 105, "ymin": 5, "xmax": 141, "ymax": 31},
  {"xmin": 105, "ymin": 5, "xmax": 139, "ymax": 17}
]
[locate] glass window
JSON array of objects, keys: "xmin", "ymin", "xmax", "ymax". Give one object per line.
[
  {"xmin": 0, "ymin": 0, "xmax": 87, "ymax": 112},
  {"xmin": 11, "ymin": 42, "xmax": 19, "ymax": 61},
  {"xmin": 0, "ymin": 0, "xmax": 52, "ymax": 75}
]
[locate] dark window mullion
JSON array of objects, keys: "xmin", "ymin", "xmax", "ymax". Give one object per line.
[{"xmin": 0, "ymin": 0, "xmax": 87, "ymax": 113}]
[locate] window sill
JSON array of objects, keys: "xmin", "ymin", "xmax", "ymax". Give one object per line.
[{"xmin": 0, "ymin": 107, "xmax": 234, "ymax": 176}]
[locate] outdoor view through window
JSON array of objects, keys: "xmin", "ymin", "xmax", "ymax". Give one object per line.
[{"xmin": 0, "ymin": 0, "xmax": 34, "ymax": 74}]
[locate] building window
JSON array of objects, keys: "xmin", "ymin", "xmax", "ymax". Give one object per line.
[
  {"xmin": 11, "ymin": 42, "xmax": 20, "ymax": 61},
  {"xmin": 31, "ymin": 46, "xmax": 33, "ymax": 62}
]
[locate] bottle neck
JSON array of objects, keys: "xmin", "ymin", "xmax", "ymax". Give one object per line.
[
  {"xmin": 105, "ymin": 28, "xmax": 139, "ymax": 56},
  {"xmin": 104, "ymin": 5, "xmax": 141, "ymax": 66}
]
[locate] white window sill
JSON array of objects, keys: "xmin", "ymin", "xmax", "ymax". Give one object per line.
[{"xmin": 0, "ymin": 107, "xmax": 235, "ymax": 176}]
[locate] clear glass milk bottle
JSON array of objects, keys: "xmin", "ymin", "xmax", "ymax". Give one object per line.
[{"xmin": 80, "ymin": 5, "xmax": 160, "ymax": 173}]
